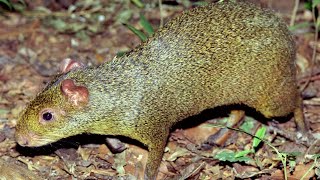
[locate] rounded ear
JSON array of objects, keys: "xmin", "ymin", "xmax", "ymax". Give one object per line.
[
  {"xmin": 60, "ymin": 58, "xmax": 85, "ymax": 73},
  {"xmin": 61, "ymin": 79, "xmax": 89, "ymax": 106}
]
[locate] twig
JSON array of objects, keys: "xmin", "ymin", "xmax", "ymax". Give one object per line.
[
  {"xmin": 159, "ymin": 0, "xmax": 163, "ymax": 28},
  {"xmin": 299, "ymin": 74, "xmax": 320, "ymax": 83},
  {"xmin": 300, "ymin": 4, "xmax": 318, "ymax": 92},
  {"xmin": 290, "ymin": 0, "xmax": 300, "ymax": 26},
  {"xmin": 268, "ymin": 126, "xmax": 311, "ymax": 147}
]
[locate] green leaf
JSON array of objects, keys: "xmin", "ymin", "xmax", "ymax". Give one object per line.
[
  {"xmin": 311, "ymin": 154, "xmax": 320, "ymax": 159},
  {"xmin": 304, "ymin": 2, "xmax": 312, "ymax": 10},
  {"xmin": 75, "ymin": 30, "xmax": 90, "ymax": 41},
  {"xmin": 123, "ymin": 23, "xmax": 147, "ymax": 42},
  {"xmin": 131, "ymin": 0, "xmax": 144, "ymax": 8},
  {"xmin": 139, "ymin": 13, "xmax": 154, "ymax": 36},
  {"xmin": 239, "ymin": 117, "xmax": 255, "ymax": 133},
  {"xmin": 285, "ymin": 151, "xmax": 302, "ymax": 158},
  {"xmin": 0, "ymin": 109, "xmax": 9, "ymax": 115},
  {"xmin": 289, "ymin": 22, "xmax": 312, "ymax": 31},
  {"xmin": 252, "ymin": 126, "xmax": 266, "ymax": 148},
  {"xmin": 49, "ymin": 19, "xmax": 67, "ymax": 31},
  {"xmin": 87, "ymin": 24, "xmax": 100, "ymax": 33},
  {"xmin": 313, "ymin": 0, "xmax": 320, "ymax": 8},
  {"xmin": 68, "ymin": 23, "xmax": 86, "ymax": 32},
  {"xmin": 117, "ymin": 9, "xmax": 132, "ymax": 24},
  {"xmin": 18, "ymin": 0, "xmax": 26, "ymax": 7},
  {"xmin": 214, "ymin": 150, "xmax": 252, "ymax": 163},
  {"xmin": 116, "ymin": 51, "xmax": 127, "ymax": 57},
  {"xmin": 12, "ymin": 3, "xmax": 25, "ymax": 12},
  {"xmin": 289, "ymin": 159, "xmax": 296, "ymax": 172},
  {"xmin": 13, "ymin": 0, "xmax": 26, "ymax": 11},
  {"xmin": 234, "ymin": 149, "xmax": 253, "ymax": 158},
  {"xmin": 0, "ymin": 0, "xmax": 12, "ymax": 10}
]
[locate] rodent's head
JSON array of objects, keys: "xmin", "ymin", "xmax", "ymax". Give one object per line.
[{"xmin": 15, "ymin": 59, "xmax": 90, "ymax": 147}]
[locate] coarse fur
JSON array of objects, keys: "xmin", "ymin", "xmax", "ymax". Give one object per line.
[{"xmin": 15, "ymin": 1, "xmax": 305, "ymax": 179}]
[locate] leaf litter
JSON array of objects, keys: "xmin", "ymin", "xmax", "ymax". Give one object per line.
[{"xmin": 0, "ymin": 0, "xmax": 319, "ymax": 179}]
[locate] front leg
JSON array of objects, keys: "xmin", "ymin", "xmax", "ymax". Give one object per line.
[{"xmin": 144, "ymin": 132, "xmax": 169, "ymax": 180}]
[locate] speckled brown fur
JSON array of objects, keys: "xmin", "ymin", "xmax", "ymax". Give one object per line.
[{"xmin": 15, "ymin": 1, "xmax": 306, "ymax": 179}]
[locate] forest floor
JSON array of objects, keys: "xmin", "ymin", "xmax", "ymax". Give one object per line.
[{"xmin": 0, "ymin": 0, "xmax": 319, "ymax": 179}]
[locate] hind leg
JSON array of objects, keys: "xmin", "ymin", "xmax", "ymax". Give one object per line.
[{"xmin": 252, "ymin": 94, "xmax": 308, "ymax": 132}]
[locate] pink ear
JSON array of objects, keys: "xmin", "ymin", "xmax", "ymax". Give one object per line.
[
  {"xmin": 61, "ymin": 79, "xmax": 89, "ymax": 106},
  {"xmin": 60, "ymin": 58, "xmax": 85, "ymax": 73}
]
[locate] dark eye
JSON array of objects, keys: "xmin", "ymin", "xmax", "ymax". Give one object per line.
[{"xmin": 42, "ymin": 112, "xmax": 53, "ymax": 121}]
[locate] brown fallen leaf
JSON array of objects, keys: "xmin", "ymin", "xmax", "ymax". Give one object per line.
[
  {"xmin": 271, "ymin": 162, "xmax": 315, "ymax": 180},
  {"xmin": 78, "ymin": 146, "xmax": 92, "ymax": 161},
  {"xmin": 173, "ymin": 162, "xmax": 206, "ymax": 179},
  {"xmin": 125, "ymin": 144, "xmax": 148, "ymax": 178},
  {"xmin": 0, "ymin": 158, "xmax": 43, "ymax": 180}
]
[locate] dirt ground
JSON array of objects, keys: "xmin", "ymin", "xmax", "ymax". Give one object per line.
[{"xmin": 0, "ymin": 0, "xmax": 319, "ymax": 179}]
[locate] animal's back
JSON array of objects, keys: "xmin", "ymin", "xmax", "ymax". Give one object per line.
[
  {"xmin": 79, "ymin": 1, "xmax": 297, "ymax": 130},
  {"xmin": 116, "ymin": 2, "xmax": 297, "ymax": 124}
]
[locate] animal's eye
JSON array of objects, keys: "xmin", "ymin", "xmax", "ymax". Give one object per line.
[
  {"xmin": 42, "ymin": 111, "xmax": 54, "ymax": 121},
  {"xmin": 39, "ymin": 108, "xmax": 59, "ymax": 124}
]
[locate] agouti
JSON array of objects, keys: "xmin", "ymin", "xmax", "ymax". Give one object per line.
[{"xmin": 15, "ymin": 1, "xmax": 307, "ymax": 179}]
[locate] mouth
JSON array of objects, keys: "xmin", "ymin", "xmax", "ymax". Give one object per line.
[{"xmin": 15, "ymin": 132, "xmax": 53, "ymax": 147}]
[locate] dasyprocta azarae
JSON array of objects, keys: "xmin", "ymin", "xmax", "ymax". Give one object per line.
[{"xmin": 15, "ymin": 1, "xmax": 308, "ymax": 179}]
